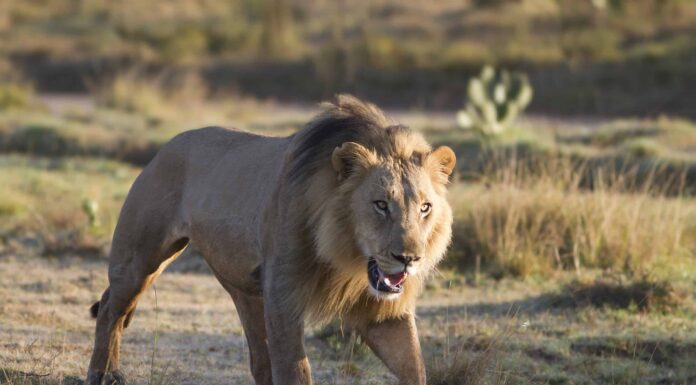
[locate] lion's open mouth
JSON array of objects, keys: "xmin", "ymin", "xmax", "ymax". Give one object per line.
[{"xmin": 367, "ymin": 258, "xmax": 407, "ymax": 294}]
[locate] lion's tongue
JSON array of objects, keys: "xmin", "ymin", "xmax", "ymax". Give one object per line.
[{"xmin": 383, "ymin": 271, "xmax": 407, "ymax": 286}]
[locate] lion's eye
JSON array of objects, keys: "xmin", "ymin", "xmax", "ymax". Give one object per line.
[
  {"xmin": 374, "ymin": 200, "xmax": 389, "ymax": 213},
  {"xmin": 420, "ymin": 203, "xmax": 432, "ymax": 216}
]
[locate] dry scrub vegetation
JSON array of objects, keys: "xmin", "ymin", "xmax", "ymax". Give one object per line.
[
  {"xmin": 1, "ymin": 148, "xmax": 692, "ymax": 282},
  {"xmin": 3, "ymin": 0, "xmax": 696, "ymax": 117},
  {"xmin": 449, "ymin": 154, "xmax": 694, "ymax": 278}
]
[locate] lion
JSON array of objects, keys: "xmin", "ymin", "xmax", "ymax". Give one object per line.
[{"xmin": 86, "ymin": 95, "xmax": 456, "ymax": 385}]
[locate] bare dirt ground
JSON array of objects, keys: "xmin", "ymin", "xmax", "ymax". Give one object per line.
[
  {"xmin": 0, "ymin": 255, "xmax": 418, "ymax": 384},
  {"xmin": 3, "ymin": 254, "xmax": 695, "ymax": 385},
  {"xmin": 0, "ymin": 253, "xmax": 514, "ymax": 385}
]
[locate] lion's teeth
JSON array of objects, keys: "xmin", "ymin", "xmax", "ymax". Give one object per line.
[{"xmin": 384, "ymin": 277, "xmax": 391, "ymax": 286}]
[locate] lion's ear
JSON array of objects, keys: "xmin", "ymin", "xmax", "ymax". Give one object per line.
[
  {"xmin": 331, "ymin": 142, "xmax": 377, "ymax": 181},
  {"xmin": 426, "ymin": 146, "xmax": 456, "ymax": 182}
]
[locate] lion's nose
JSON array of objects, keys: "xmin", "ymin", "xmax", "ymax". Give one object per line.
[{"xmin": 391, "ymin": 253, "xmax": 421, "ymax": 266}]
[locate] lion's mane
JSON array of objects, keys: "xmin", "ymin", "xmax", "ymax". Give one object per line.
[{"xmin": 275, "ymin": 95, "xmax": 453, "ymax": 326}]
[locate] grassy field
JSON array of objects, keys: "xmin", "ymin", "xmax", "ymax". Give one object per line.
[{"xmin": 1, "ymin": 85, "xmax": 696, "ymax": 384}]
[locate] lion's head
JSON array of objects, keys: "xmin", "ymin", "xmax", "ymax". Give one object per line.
[
  {"xmin": 289, "ymin": 95, "xmax": 455, "ymax": 307},
  {"xmin": 331, "ymin": 138, "xmax": 455, "ymax": 300}
]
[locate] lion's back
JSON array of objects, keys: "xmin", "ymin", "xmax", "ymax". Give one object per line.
[
  {"xmin": 160, "ymin": 126, "xmax": 289, "ymax": 213},
  {"xmin": 164, "ymin": 126, "xmax": 270, "ymax": 163}
]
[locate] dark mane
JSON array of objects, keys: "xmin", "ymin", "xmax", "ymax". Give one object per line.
[{"xmin": 287, "ymin": 95, "xmax": 396, "ymax": 186}]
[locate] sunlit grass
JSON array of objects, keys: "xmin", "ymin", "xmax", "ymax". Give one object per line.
[{"xmin": 448, "ymin": 153, "xmax": 696, "ymax": 278}]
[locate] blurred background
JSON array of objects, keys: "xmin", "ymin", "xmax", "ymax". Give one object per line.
[
  {"xmin": 2, "ymin": 1, "xmax": 696, "ymax": 384},
  {"xmin": 1, "ymin": 0, "xmax": 695, "ymax": 115}
]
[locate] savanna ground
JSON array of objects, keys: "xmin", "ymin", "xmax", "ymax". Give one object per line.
[
  {"xmin": 2, "ymin": 0, "xmax": 696, "ymax": 384},
  {"xmin": 1, "ymin": 91, "xmax": 696, "ymax": 385}
]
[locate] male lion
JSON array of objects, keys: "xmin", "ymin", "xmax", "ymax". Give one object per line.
[{"xmin": 86, "ymin": 95, "xmax": 456, "ymax": 385}]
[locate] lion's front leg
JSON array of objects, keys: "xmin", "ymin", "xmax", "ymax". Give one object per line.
[
  {"xmin": 358, "ymin": 315, "xmax": 426, "ymax": 385},
  {"xmin": 263, "ymin": 278, "xmax": 312, "ymax": 384}
]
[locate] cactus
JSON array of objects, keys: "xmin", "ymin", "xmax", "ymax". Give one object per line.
[{"xmin": 457, "ymin": 65, "xmax": 533, "ymax": 138}]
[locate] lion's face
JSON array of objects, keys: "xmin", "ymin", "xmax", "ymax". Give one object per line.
[{"xmin": 331, "ymin": 142, "xmax": 456, "ymax": 300}]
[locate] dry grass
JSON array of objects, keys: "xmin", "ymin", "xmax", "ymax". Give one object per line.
[
  {"xmin": 427, "ymin": 333, "xmax": 510, "ymax": 385},
  {"xmin": 3, "ymin": 0, "xmax": 696, "ymax": 67},
  {"xmin": 449, "ymin": 152, "xmax": 695, "ymax": 278},
  {"xmin": 3, "ymin": 0, "xmax": 696, "ymax": 119}
]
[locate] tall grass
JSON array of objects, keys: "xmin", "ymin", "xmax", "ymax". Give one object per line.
[{"xmin": 449, "ymin": 153, "xmax": 694, "ymax": 278}]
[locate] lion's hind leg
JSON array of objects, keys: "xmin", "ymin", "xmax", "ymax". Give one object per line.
[
  {"xmin": 227, "ymin": 287, "xmax": 273, "ymax": 385},
  {"xmin": 86, "ymin": 234, "xmax": 189, "ymax": 385}
]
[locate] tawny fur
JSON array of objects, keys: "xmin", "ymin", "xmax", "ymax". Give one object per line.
[{"xmin": 86, "ymin": 94, "xmax": 456, "ymax": 385}]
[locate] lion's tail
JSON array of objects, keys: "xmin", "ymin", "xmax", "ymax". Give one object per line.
[{"xmin": 89, "ymin": 289, "xmax": 134, "ymax": 328}]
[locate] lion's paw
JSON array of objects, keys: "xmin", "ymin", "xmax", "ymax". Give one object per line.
[{"xmin": 86, "ymin": 370, "xmax": 126, "ymax": 385}]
